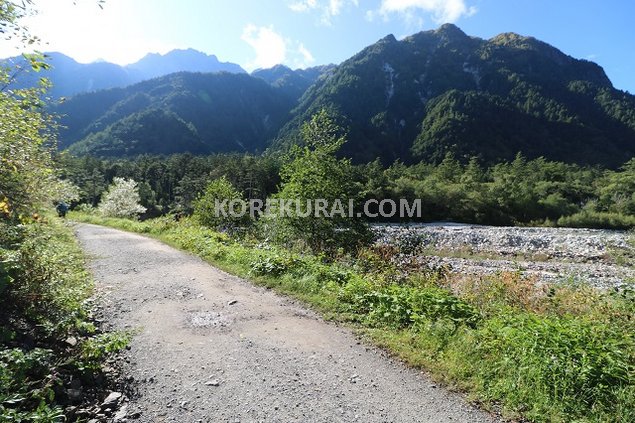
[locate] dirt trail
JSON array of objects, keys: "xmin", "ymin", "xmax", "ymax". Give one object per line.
[{"xmin": 75, "ymin": 224, "xmax": 497, "ymax": 423}]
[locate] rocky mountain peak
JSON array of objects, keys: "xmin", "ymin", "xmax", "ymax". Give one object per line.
[
  {"xmin": 435, "ymin": 23, "xmax": 468, "ymax": 39},
  {"xmin": 379, "ymin": 34, "xmax": 398, "ymax": 44}
]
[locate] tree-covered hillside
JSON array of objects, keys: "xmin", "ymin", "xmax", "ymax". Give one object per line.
[
  {"xmin": 56, "ymin": 24, "xmax": 635, "ymax": 167},
  {"xmin": 275, "ymin": 24, "xmax": 635, "ymax": 166},
  {"xmin": 252, "ymin": 64, "xmax": 336, "ymax": 101},
  {"xmin": 56, "ymin": 72, "xmax": 296, "ymax": 156}
]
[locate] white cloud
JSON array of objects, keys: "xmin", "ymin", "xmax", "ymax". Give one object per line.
[
  {"xmin": 287, "ymin": 0, "xmax": 357, "ymax": 25},
  {"xmin": 328, "ymin": 0, "xmax": 344, "ymax": 16},
  {"xmin": 241, "ymin": 25, "xmax": 288, "ymax": 70},
  {"xmin": 379, "ymin": 0, "xmax": 476, "ymax": 24},
  {"xmin": 289, "ymin": 0, "xmax": 318, "ymax": 12},
  {"xmin": 241, "ymin": 24, "xmax": 315, "ymax": 71},
  {"xmin": 0, "ymin": 0, "xmax": 180, "ymax": 65},
  {"xmin": 296, "ymin": 43, "xmax": 316, "ymax": 68}
]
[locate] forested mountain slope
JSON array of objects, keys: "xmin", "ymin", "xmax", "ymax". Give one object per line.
[
  {"xmin": 57, "ymin": 24, "xmax": 635, "ymax": 166},
  {"xmin": 57, "ymin": 72, "xmax": 294, "ymax": 156},
  {"xmin": 252, "ymin": 64, "xmax": 336, "ymax": 101},
  {"xmin": 275, "ymin": 24, "xmax": 635, "ymax": 166}
]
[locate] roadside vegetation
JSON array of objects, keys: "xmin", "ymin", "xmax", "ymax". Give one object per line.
[
  {"xmin": 71, "ymin": 111, "xmax": 635, "ymax": 423},
  {"xmin": 0, "ymin": 218, "xmax": 130, "ymax": 421},
  {"xmin": 71, "ymin": 211, "xmax": 635, "ymax": 423},
  {"xmin": 1, "ymin": 1, "xmax": 632, "ymax": 421},
  {"xmin": 1, "ymin": 1, "xmax": 127, "ymax": 420}
]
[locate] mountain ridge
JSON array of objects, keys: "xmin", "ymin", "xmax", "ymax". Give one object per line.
[
  {"xmin": 3, "ymin": 49, "xmax": 246, "ymax": 98},
  {"xmin": 274, "ymin": 23, "xmax": 634, "ymax": 166},
  {"xmin": 252, "ymin": 64, "xmax": 336, "ymax": 101},
  {"xmin": 53, "ymin": 24, "xmax": 635, "ymax": 167}
]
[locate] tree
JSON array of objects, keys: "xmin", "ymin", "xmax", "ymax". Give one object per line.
[
  {"xmin": 596, "ymin": 158, "xmax": 635, "ymax": 215},
  {"xmin": 1, "ymin": 2, "xmax": 107, "ymax": 421},
  {"xmin": 0, "ymin": 1, "xmax": 62, "ymax": 220},
  {"xmin": 0, "ymin": 83, "xmax": 56, "ymax": 219},
  {"xmin": 0, "ymin": 0, "xmax": 37, "ymax": 45},
  {"xmin": 193, "ymin": 176, "xmax": 250, "ymax": 230},
  {"xmin": 98, "ymin": 177, "xmax": 146, "ymax": 218},
  {"xmin": 271, "ymin": 110, "xmax": 370, "ymax": 254}
]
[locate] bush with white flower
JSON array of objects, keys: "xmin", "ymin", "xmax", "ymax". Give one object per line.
[{"xmin": 98, "ymin": 177, "xmax": 146, "ymax": 218}]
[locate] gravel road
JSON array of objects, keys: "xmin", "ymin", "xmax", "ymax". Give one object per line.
[{"xmin": 75, "ymin": 224, "xmax": 497, "ymax": 423}]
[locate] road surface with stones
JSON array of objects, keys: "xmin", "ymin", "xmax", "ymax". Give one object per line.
[{"xmin": 75, "ymin": 223, "xmax": 498, "ymax": 423}]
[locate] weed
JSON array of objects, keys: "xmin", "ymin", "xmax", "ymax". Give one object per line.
[
  {"xmin": 70, "ymin": 332, "xmax": 132, "ymax": 374},
  {"xmin": 250, "ymin": 255, "xmax": 292, "ymax": 276}
]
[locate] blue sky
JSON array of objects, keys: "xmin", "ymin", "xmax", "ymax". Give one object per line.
[{"xmin": 2, "ymin": 0, "xmax": 634, "ymax": 92}]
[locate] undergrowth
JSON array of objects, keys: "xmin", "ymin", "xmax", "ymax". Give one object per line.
[
  {"xmin": 0, "ymin": 217, "xmax": 129, "ymax": 421},
  {"xmin": 71, "ymin": 212, "xmax": 635, "ymax": 422}
]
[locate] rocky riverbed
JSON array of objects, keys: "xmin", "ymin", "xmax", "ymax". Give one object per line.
[{"xmin": 374, "ymin": 223, "xmax": 635, "ymax": 289}]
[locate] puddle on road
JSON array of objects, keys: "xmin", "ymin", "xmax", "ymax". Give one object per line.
[{"xmin": 186, "ymin": 311, "xmax": 232, "ymax": 329}]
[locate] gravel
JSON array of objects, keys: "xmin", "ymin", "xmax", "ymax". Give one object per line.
[
  {"xmin": 75, "ymin": 224, "xmax": 498, "ymax": 423},
  {"xmin": 374, "ymin": 223, "xmax": 635, "ymax": 289}
]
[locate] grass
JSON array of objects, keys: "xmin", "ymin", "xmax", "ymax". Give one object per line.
[
  {"xmin": 0, "ymin": 216, "xmax": 129, "ymax": 421},
  {"xmin": 71, "ymin": 212, "xmax": 635, "ymax": 423},
  {"xmin": 419, "ymin": 246, "xmax": 553, "ymax": 263},
  {"xmin": 606, "ymin": 233, "xmax": 635, "ymax": 268}
]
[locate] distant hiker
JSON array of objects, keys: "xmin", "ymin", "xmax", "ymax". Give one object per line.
[{"xmin": 56, "ymin": 201, "xmax": 69, "ymax": 218}]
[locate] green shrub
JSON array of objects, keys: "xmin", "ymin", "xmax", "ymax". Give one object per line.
[
  {"xmin": 250, "ymin": 255, "xmax": 289, "ymax": 276},
  {"xmin": 0, "ymin": 347, "xmax": 64, "ymax": 422},
  {"xmin": 249, "ymin": 253, "xmax": 302, "ymax": 276},
  {"xmin": 0, "ymin": 221, "xmax": 91, "ymax": 334},
  {"xmin": 0, "ymin": 348, "xmax": 54, "ymax": 401},
  {"xmin": 0, "ymin": 217, "xmax": 127, "ymax": 421},
  {"xmin": 313, "ymin": 266, "xmax": 352, "ymax": 285},
  {"xmin": 193, "ymin": 177, "xmax": 251, "ymax": 230},
  {"xmin": 558, "ymin": 211, "xmax": 635, "ymax": 230},
  {"xmin": 469, "ymin": 310, "xmax": 634, "ymax": 420}
]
